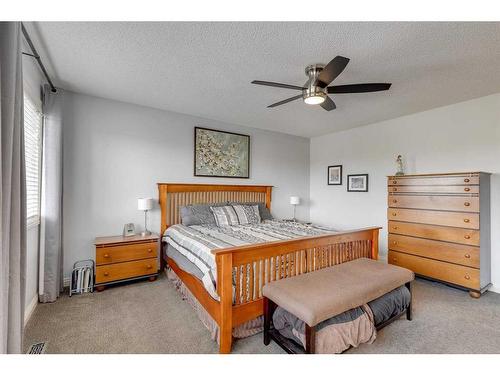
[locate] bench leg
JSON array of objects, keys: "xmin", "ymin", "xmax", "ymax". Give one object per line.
[
  {"xmin": 305, "ymin": 324, "xmax": 316, "ymax": 354},
  {"xmin": 263, "ymin": 297, "xmax": 276, "ymax": 346},
  {"xmin": 406, "ymin": 281, "xmax": 413, "ymax": 321}
]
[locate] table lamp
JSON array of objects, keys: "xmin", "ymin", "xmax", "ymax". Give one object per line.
[
  {"xmin": 138, "ymin": 198, "xmax": 153, "ymax": 236},
  {"xmin": 290, "ymin": 196, "xmax": 300, "ymax": 222}
]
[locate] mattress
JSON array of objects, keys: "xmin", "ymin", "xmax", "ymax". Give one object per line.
[{"xmin": 163, "ymin": 220, "xmax": 336, "ymax": 299}]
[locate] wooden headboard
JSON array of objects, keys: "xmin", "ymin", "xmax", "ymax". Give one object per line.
[{"xmin": 157, "ymin": 183, "xmax": 273, "ymax": 234}]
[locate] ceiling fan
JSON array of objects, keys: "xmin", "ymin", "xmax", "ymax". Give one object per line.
[{"xmin": 251, "ymin": 56, "xmax": 391, "ymax": 111}]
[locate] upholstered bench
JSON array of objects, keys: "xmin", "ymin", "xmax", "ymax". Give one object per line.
[{"xmin": 262, "ymin": 258, "xmax": 415, "ymax": 353}]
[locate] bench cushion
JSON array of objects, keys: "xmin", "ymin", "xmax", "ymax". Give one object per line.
[{"xmin": 262, "ymin": 258, "xmax": 414, "ymax": 327}]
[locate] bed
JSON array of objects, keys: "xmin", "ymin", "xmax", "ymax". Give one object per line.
[{"xmin": 158, "ymin": 183, "xmax": 381, "ymax": 353}]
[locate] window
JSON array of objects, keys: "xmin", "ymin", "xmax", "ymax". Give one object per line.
[{"xmin": 24, "ymin": 94, "xmax": 43, "ymax": 227}]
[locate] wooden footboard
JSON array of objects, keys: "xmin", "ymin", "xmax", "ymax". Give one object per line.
[{"xmin": 212, "ymin": 227, "xmax": 380, "ymax": 353}]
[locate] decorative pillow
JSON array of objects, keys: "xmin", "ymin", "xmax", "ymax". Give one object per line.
[
  {"xmin": 180, "ymin": 203, "xmax": 227, "ymax": 226},
  {"xmin": 210, "ymin": 206, "xmax": 240, "ymax": 227},
  {"xmin": 230, "ymin": 202, "xmax": 273, "ymax": 221},
  {"xmin": 232, "ymin": 204, "xmax": 261, "ymax": 225}
]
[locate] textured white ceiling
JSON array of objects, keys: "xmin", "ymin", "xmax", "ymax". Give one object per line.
[{"xmin": 31, "ymin": 22, "xmax": 500, "ymax": 138}]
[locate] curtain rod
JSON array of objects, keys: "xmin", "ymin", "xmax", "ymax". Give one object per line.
[{"xmin": 21, "ymin": 23, "xmax": 57, "ymax": 93}]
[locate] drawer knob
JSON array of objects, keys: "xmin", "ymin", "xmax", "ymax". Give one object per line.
[
  {"xmin": 464, "ymin": 254, "xmax": 471, "ymax": 259},
  {"xmin": 148, "ymin": 248, "xmax": 152, "ymax": 253},
  {"xmin": 147, "ymin": 265, "xmax": 152, "ymax": 269},
  {"xmin": 392, "ymin": 241, "xmax": 398, "ymax": 245},
  {"xmin": 392, "ymin": 199, "xmax": 397, "ymax": 203},
  {"xmin": 392, "ymin": 181, "xmax": 397, "ymax": 184},
  {"xmin": 393, "ymin": 188, "xmax": 398, "ymax": 191},
  {"xmin": 103, "ymin": 254, "xmax": 109, "ymax": 258},
  {"xmin": 104, "ymin": 272, "xmax": 109, "ymax": 276},
  {"xmin": 464, "ymin": 235, "xmax": 471, "ymax": 239},
  {"xmin": 464, "ymin": 187, "xmax": 470, "ymax": 192},
  {"xmin": 464, "ymin": 202, "xmax": 470, "ymax": 207},
  {"xmin": 392, "ymin": 213, "xmax": 397, "ymax": 216},
  {"xmin": 463, "ymin": 218, "xmax": 470, "ymax": 223},
  {"xmin": 464, "ymin": 274, "xmax": 470, "ymax": 280},
  {"xmin": 464, "ymin": 178, "xmax": 470, "ymax": 183}
]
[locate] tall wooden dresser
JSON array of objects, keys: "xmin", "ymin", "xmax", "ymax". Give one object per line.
[{"xmin": 387, "ymin": 172, "xmax": 491, "ymax": 298}]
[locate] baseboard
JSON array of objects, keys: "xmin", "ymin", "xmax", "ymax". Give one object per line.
[
  {"xmin": 488, "ymin": 285, "xmax": 499, "ymax": 294},
  {"xmin": 24, "ymin": 295, "xmax": 38, "ymax": 326}
]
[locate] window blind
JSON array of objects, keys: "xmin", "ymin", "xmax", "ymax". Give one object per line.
[{"xmin": 24, "ymin": 94, "xmax": 43, "ymax": 227}]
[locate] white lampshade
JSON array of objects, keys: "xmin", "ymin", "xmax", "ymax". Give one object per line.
[
  {"xmin": 137, "ymin": 198, "xmax": 153, "ymax": 211},
  {"xmin": 290, "ymin": 196, "xmax": 300, "ymax": 205}
]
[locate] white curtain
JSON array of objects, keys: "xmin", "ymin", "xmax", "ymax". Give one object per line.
[
  {"xmin": 0, "ymin": 21, "xmax": 27, "ymax": 354},
  {"xmin": 39, "ymin": 85, "xmax": 63, "ymax": 303}
]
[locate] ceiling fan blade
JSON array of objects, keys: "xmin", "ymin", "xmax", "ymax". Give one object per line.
[
  {"xmin": 252, "ymin": 80, "xmax": 304, "ymax": 90},
  {"xmin": 320, "ymin": 96, "xmax": 336, "ymax": 111},
  {"xmin": 316, "ymin": 56, "xmax": 350, "ymax": 88},
  {"xmin": 267, "ymin": 94, "xmax": 303, "ymax": 108},
  {"xmin": 328, "ymin": 83, "xmax": 392, "ymax": 94}
]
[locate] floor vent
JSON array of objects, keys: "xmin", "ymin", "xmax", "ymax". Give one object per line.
[{"xmin": 27, "ymin": 342, "xmax": 46, "ymax": 354}]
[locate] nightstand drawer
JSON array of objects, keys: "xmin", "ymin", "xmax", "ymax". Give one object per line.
[
  {"xmin": 96, "ymin": 258, "xmax": 157, "ymax": 284},
  {"xmin": 96, "ymin": 241, "xmax": 157, "ymax": 265}
]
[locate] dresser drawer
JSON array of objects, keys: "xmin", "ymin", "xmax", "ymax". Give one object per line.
[
  {"xmin": 388, "ymin": 250, "xmax": 479, "ymax": 289},
  {"xmin": 96, "ymin": 258, "xmax": 157, "ymax": 283},
  {"xmin": 388, "ymin": 208, "xmax": 479, "ymax": 229},
  {"xmin": 388, "ymin": 185, "xmax": 479, "ymax": 194},
  {"xmin": 388, "ymin": 234, "xmax": 479, "ymax": 268},
  {"xmin": 96, "ymin": 241, "xmax": 157, "ymax": 265},
  {"xmin": 388, "ymin": 175, "xmax": 479, "ymax": 186},
  {"xmin": 388, "ymin": 221, "xmax": 479, "ymax": 246},
  {"xmin": 388, "ymin": 195, "xmax": 479, "ymax": 212}
]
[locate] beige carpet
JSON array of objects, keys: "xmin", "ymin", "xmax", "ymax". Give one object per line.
[{"xmin": 23, "ymin": 274, "xmax": 500, "ymax": 354}]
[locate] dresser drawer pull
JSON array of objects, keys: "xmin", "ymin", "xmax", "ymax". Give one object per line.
[
  {"xmin": 392, "ymin": 199, "xmax": 397, "ymax": 203},
  {"xmin": 463, "ymin": 218, "xmax": 470, "ymax": 223},
  {"xmin": 103, "ymin": 254, "xmax": 110, "ymax": 258},
  {"xmin": 393, "ymin": 226, "xmax": 399, "ymax": 230},
  {"xmin": 392, "ymin": 213, "xmax": 397, "ymax": 216},
  {"xmin": 464, "ymin": 254, "xmax": 471, "ymax": 259},
  {"xmin": 464, "ymin": 202, "xmax": 470, "ymax": 207},
  {"xmin": 147, "ymin": 249, "xmax": 152, "ymax": 253},
  {"xmin": 464, "ymin": 235, "xmax": 471, "ymax": 239},
  {"xmin": 392, "ymin": 181, "xmax": 397, "ymax": 184},
  {"xmin": 104, "ymin": 272, "xmax": 109, "ymax": 276},
  {"xmin": 147, "ymin": 265, "xmax": 153, "ymax": 270},
  {"xmin": 464, "ymin": 187, "xmax": 470, "ymax": 192},
  {"xmin": 392, "ymin": 241, "xmax": 398, "ymax": 245},
  {"xmin": 464, "ymin": 178, "xmax": 470, "ymax": 183},
  {"xmin": 393, "ymin": 188, "xmax": 398, "ymax": 191},
  {"xmin": 464, "ymin": 275, "xmax": 470, "ymax": 280}
]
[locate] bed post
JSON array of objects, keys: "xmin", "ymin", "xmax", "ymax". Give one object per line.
[
  {"xmin": 371, "ymin": 228, "xmax": 379, "ymax": 260},
  {"xmin": 217, "ymin": 253, "xmax": 233, "ymax": 354},
  {"xmin": 265, "ymin": 186, "xmax": 272, "ymax": 210},
  {"xmin": 158, "ymin": 184, "xmax": 168, "ymax": 271}
]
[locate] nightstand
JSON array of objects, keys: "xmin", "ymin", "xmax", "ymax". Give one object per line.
[{"xmin": 94, "ymin": 233, "xmax": 159, "ymax": 291}]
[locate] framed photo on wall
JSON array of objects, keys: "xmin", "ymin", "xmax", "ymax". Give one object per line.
[
  {"xmin": 327, "ymin": 165, "xmax": 342, "ymax": 185},
  {"xmin": 194, "ymin": 127, "xmax": 250, "ymax": 178},
  {"xmin": 347, "ymin": 174, "xmax": 369, "ymax": 192}
]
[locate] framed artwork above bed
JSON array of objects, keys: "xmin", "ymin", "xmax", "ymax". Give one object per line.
[{"xmin": 194, "ymin": 127, "xmax": 250, "ymax": 178}]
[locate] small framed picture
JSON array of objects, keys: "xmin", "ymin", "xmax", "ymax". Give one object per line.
[
  {"xmin": 327, "ymin": 165, "xmax": 342, "ymax": 185},
  {"xmin": 347, "ymin": 174, "xmax": 369, "ymax": 192}
]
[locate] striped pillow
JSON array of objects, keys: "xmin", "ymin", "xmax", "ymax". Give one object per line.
[
  {"xmin": 210, "ymin": 206, "xmax": 240, "ymax": 227},
  {"xmin": 232, "ymin": 204, "xmax": 261, "ymax": 225}
]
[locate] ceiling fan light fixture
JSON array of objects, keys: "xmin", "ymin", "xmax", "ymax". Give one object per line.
[{"xmin": 304, "ymin": 92, "xmax": 326, "ymax": 105}]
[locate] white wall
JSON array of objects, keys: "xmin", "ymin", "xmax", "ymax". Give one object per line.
[
  {"xmin": 62, "ymin": 91, "xmax": 310, "ymax": 277},
  {"xmin": 310, "ymin": 93, "xmax": 500, "ymax": 292}
]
